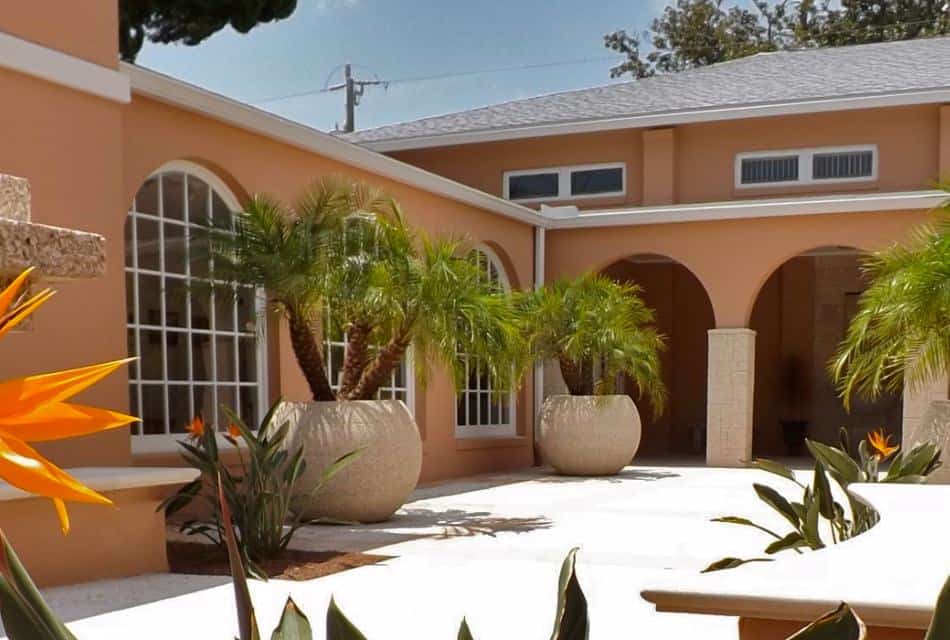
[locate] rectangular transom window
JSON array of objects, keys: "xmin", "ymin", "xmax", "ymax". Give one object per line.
[
  {"xmin": 504, "ymin": 163, "xmax": 626, "ymax": 202},
  {"xmin": 740, "ymin": 156, "xmax": 799, "ymax": 184},
  {"xmin": 507, "ymin": 172, "xmax": 559, "ymax": 200},
  {"xmin": 812, "ymin": 150, "xmax": 874, "ymax": 180},
  {"xmin": 735, "ymin": 145, "xmax": 877, "ymax": 189}
]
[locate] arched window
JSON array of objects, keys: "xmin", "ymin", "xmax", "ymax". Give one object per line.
[
  {"xmin": 456, "ymin": 247, "xmax": 515, "ymax": 436},
  {"xmin": 125, "ymin": 163, "xmax": 266, "ymax": 435}
]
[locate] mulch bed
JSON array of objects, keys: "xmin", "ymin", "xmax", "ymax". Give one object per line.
[{"xmin": 167, "ymin": 541, "xmax": 390, "ymax": 581}]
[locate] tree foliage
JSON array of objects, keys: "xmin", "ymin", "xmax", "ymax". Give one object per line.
[
  {"xmin": 606, "ymin": 0, "xmax": 950, "ymax": 79},
  {"xmin": 520, "ymin": 273, "xmax": 666, "ymax": 412},
  {"xmin": 830, "ymin": 189, "xmax": 950, "ymax": 405},
  {"xmin": 119, "ymin": 0, "xmax": 298, "ymax": 62},
  {"xmin": 210, "ymin": 179, "xmax": 527, "ymax": 403}
]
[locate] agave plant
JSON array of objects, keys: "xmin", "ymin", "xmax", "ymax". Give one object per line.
[
  {"xmin": 706, "ymin": 429, "xmax": 941, "ymax": 572},
  {"xmin": 210, "ymin": 179, "xmax": 526, "ymax": 402},
  {"xmin": 519, "ymin": 272, "xmax": 666, "ymax": 411},
  {"xmin": 830, "ymin": 194, "xmax": 950, "ymax": 405}
]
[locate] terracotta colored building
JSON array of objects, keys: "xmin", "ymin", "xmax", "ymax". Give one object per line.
[{"xmin": 0, "ymin": 4, "xmax": 948, "ymax": 585}]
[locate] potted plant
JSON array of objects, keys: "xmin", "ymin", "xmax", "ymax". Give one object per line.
[
  {"xmin": 522, "ymin": 273, "xmax": 666, "ymax": 476},
  {"xmin": 212, "ymin": 179, "xmax": 524, "ymax": 522}
]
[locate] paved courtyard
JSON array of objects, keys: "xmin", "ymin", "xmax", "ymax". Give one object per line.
[{"xmin": 28, "ymin": 463, "xmax": 805, "ymax": 639}]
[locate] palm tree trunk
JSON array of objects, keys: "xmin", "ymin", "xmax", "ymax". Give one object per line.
[
  {"xmin": 287, "ymin": 310, "xmax": 335, "ymax": 401},
  {"xmin": 346, "ymin": 332, "xmax": 410, "ymax": 401},
  {"xmin": 559, "ymin": 355, "xmax": 593, "ymax": 396},
  {"xmin": 338, "ymin": 321, "xmax": 372, "ymax": 397}
]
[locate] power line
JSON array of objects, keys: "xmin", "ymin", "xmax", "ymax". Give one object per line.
[{"xmin": 251, "ymin": 55, "xmax": 622, "ymax": 104}]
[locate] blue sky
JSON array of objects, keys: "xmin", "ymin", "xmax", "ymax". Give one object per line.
[{"xmin": 136, "ymin": 0, "xmax": 673, "ymax": 133}]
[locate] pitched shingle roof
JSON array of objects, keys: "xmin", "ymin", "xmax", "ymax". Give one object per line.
[{"xmin": 344, "ymin": 36, "xmax": 950, "ymax": 147}]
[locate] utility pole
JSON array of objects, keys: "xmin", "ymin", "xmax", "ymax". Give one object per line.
[{"xmin": 328, "ymin": 63, "xmax": 386, "ymax": 133}]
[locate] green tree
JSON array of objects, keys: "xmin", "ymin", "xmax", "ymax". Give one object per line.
[
  {"xmin": 119, "ymin": 0, "xmax": 298, "ymax": 62},
  {"xmin": 830, "ymin": 190, "xmax": 950, "ymax": 406},
  {"xmin": 519, "ymin": 273, "xmax": 666, "ymax": 412},
  {"xmin": 210, "ymin": 179, "xmax": 526, "ymax": 403},
  {"xmin": 606, "ymin": 0, "xmax": 950, "ymax": 79}
]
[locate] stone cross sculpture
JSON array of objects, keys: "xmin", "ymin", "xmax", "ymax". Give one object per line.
[{"xmin": 0, "ymin": 174, "xmax": 105, "ymax": 280}]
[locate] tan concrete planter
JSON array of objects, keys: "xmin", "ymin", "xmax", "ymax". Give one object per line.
[
  {"xmin": 276, "ymin": 399, "xmax": 422, "ymax": 523},
  {"xmin": 910, "ymin": 399, "xmax": 950, "ymax": 484},
  {"xmin": 538, "ymin": 394, "xmax": 641, "ymax": 476}
]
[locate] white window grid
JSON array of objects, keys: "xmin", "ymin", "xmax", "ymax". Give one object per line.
[
  {"xmin": 455, "ymin": 247, "xmax": 516, "ymax": 436},
  {"xmin": 735, "ymin": 145, "xmax": 878, "ymax": 189},
  {"xmin": 125, "ymin": 168, "xmax": 267, "ymax": 436},
  {"xmin": 323, "ymin": 318, "xmax": 414, "ymax": 411},
  {"xmin": 503, "ymin": 162, "xmax": 626, "ymax": 203}
]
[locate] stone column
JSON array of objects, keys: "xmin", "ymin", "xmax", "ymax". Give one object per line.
[
  {"xmin": 706, "ymin": 328, "xmax": 756, "ymax": 467},
  {"xmin": 901, "ymin": 372, "xmax": 949, "ymax": 449}
]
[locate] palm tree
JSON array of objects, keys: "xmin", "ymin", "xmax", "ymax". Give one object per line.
[
  {"xmin": 830, "ymin": 199, "xmax": 950, "ymax": 406},
  {"xmin": 211, "ymin": 178, "xmax": 526, "ymax": 403},
  {"xmin": 520, "ymin": 272, "xmax": 666, "ymax": 414}
]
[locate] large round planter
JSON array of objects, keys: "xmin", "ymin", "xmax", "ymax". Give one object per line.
[
  {"xmin": 275, "ymin": 399, "xmax": 422, "ymax": 523},
  {"xmin": 538, "ymin": 394, "xmax": 641, "ymax": 476},
  {"xmin": 910, "ymin": 399, "xmax": 950, "ymax": 484}
]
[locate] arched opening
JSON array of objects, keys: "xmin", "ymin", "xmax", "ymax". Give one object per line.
[
  {"xmin": 455, "ymin": 246, "xmax": 516, "ymax": 437},
  {"xmin": 601, "ymin": 254, "xmax": 715, "ymax": 458},
  {"xmin": 749, "ymin": 246, "xmax": 902, "ymax": 458},
  {"xmin": 124, "ymin": 161, "xmax": 267, "ymax": 436}
]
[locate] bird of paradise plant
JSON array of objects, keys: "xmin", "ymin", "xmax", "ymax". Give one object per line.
[
  {"xmin": 0, "ymin": 268, "xmax": 136, "ymax": 533},
  {"xmin": 0, "ymin": 267, "xmax": 136, "ymax": 640}
]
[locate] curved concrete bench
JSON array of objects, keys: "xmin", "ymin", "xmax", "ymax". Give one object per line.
[
  {"xmin": 0, "ymin": 467, "xmax": 198, "ymax": 587},
  {"xmin": 641, "ymin": 483, "xmax": 950, "ymax": 639}
]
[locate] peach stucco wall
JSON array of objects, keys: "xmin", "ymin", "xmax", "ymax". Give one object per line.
[
  {"xmin": 0, "ymin": 68, "xmax": 131, "ymax": 466},
  {"xmin": 0, "ymin": 3, "xmax": 119, "ymax": 68},
  {"xmin": 545, "ymin": 209, "xmax": 935, "ymax": 329},
  {"xmin": 121, "ymin": 95, "xmax": 537, "ymax": 482},
  {"xmin": 390, "ymin": 105, "xmax": 944, "ymax": 211}
]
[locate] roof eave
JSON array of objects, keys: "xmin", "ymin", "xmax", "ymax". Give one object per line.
[
  {"xmin": 120, "ymin": 63, "xmax": 543, "ymax": 227},
  {"xmin": 359, "ymin": 87, "xmax": 950, "ymax": 152}
]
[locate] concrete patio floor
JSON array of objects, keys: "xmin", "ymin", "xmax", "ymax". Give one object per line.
[{"xmin": 25, "ymin": 462, "xmax": 808, "ymax": 639}]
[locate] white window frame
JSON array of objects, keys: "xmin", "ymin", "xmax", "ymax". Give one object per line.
[
  {"xmin": 503, "ymin": 162, "xmax": 626, "ymax": 203},
  {"xmin": 126, "ymin": 160, "xmax": 268, "ymax": 443},
  {"xmin": 735, "ymin": 145, "xmax": 878, "ymax": 189},
  {"xmin": 455, "ymin": 245, "xmax": 517, "ymax": 438},
  {"xmin": 323, "ymin": 323, "xmax": 415, "ymax": 415}
]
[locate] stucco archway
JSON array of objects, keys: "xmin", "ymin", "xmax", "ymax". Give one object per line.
[
  {"xmin": 748, "ymin": 245, "xmax": 902, "ymax": 457},
  {"xmin": 601, "ymin": 254, "xmax": 715, "ymax": 457}
]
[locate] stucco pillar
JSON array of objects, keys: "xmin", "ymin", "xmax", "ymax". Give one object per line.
[
  {"xmin": 940, "ymin": 105, "xmax": 950, "ymax": 178},
  {"xmin": 706, "ymin": 328, "xmax": 756, "ymax": 467},
  {"xmin": 642, "ymin": 128, "xmax": 676, "ymax": 205},
  {"xmin": 901, "ymin": 372, "xmax": 949, "ymax": 449}
]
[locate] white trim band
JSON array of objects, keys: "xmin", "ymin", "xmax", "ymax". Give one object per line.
[
  {"xmin": 122, "ymin": 63, "xmax": 542, "ymax": 226},
  {"xmin": 546, "ymin": 190, "xmax": 947, "ymax": 229},
  {"xmin": 359, "ymin": 87, "xmax": 950, "ymax": 152},
  {"xmin": 0, "ymin": 31, "xmax": 130, "ymax": 103}
]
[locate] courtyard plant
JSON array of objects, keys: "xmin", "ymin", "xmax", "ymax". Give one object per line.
[
  {"xmin": 210, "ymin": 179, "xmax": 525, "ymax": 521},
  {"xmin": 159, "ymin": 401, "xmax": 361, "ymax": 576},
  {"xmin": 706, "ymin": 428, "xmax": 941, "ymax": 573},
  {"xmin": 831, "ymin": 193, "xmax": 950, "ymax": 479},
  {"xmin": 520, "ymin": 272, "xmax": 666, "ymax": 475}
]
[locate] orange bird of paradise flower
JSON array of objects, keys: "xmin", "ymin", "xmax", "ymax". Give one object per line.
[
  {"xmin": 227, "ymin": 422, "xmax": 241, "ymax": 439},
  {"xmin": 0, "ymin": 268, "xmax": 137, "ymax": 534},
  {"xmin": 186, "ymin": 415, "xmax": 205, "ymax": 439},
  {"xmin": 867, "ymin": 427, "xmax": 900, "ymax": 460}
]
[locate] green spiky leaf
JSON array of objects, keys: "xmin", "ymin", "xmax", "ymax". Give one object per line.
[
  {"xmin": 550, "ymin": 548, "xmax": 589, "ymax": 640},
  {"xmin": 924, "ymin": 575, "xmax": 950, "ymax": 640},
  {"xmin": 701, "ymin": 557, "xmax": 773, "ymax": 573},
  {"xmin": 786, "ymin": 603, "xmax": 866, "ymax": 639},
  {"xmin": 326, "ymin": 597, "xmax": 368, "ymax": 640},
  {"xmin": 458, "ymin": 618, "xmax": 476, "ymax": 640},
  {"xmin": 271, "ymin": 598, "xmax": 312, "ymax": 640}
]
